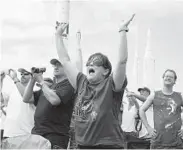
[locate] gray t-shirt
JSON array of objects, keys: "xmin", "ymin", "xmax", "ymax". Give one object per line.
[
  {"xmin": 73, "ymin": 72, "xmax": 127, "ymax": 147},
  {"xmin": 152, "ymin": 91, "xmax": 183, "ymax": 148}
]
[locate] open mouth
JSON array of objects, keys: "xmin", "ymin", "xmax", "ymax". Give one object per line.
[{"xmin": 89, "ymin": 68, "xmax": 95, "ymax": 74}]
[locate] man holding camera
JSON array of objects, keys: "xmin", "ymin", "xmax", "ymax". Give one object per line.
[
  {"xmin": 2, "ymin": 68, "xmax": 35, "ymax": 139},
  {"xmin": 23, "ymin": 60, "xmax": 75, "ymax": 149}
]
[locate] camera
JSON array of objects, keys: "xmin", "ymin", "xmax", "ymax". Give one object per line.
[{"xmin": 31, "ymin": 67, "xmax": 46, "ymax": 74}]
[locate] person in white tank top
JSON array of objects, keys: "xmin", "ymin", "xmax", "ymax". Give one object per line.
[
  {"xmin": 126, "ymin": 87, "xmax": 153, "ymax": 138},
  {"xmin": 3, "ymin": 68, "xmax": 35, "ymax": 138}
]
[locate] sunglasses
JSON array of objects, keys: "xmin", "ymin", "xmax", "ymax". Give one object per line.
[
  {"xmin": 21, "ymin": 73, "xmax": 30, "ymax": 76},
  {"xmin": 86, "ymin": 57, "xmax": 110, "ymax": 70},
  {"xmin": 86, "ymin": 57, "xmax": 104, "ymax": 67}
]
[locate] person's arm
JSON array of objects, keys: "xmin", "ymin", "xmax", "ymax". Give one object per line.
[
  {"xmin": 133, "ymin": 93, "xmax": 146, "ymax": 102},
  {"xmin": 139, "ymin": 92, "xmax": 157, "ymax": 137},
  {"xmin": 127, "ymin": 96, "xmax": 140, "ymax": 110},
  {"xmin": 55, "ymin": 23, "xmax": 79, "ymax": 90},
  {"xmin": 75, "ymin": 30, "xmax": 83, "ymax": 72},
  {"xmin": 23, "ymin": 77, "xmax": 35, "ymax": 103},
  {"xmin": 1, "ymin": 105, "xmax": 7, "ymax": 116},
  {"xmin": 41, "ymin": 82, "xmax": 61, "ymax": 106},
  {"xmin": 178, "ymin": 93, "xmax": 183, "ymax": 139},
  {"xmin": 132, "ymin": 97, "xmax": 140, "ymax": 109},
  {"xmin": 33, "ymin": 73, "xmax": 61, "ymax": 106},
  {"xmin": 113, "ymin": 14, "xmax": 135, "ymax": 91},
  {"xmin": 127, "ymin": 92, "xmax": 146, "ymax": 102},
  {"xmin": 8, "ymin": 69, "xmax": 25, "ymax": 97},
  {"xmin": 1, "ymin": 93, "xmax": 9, "ymax": 116},
  {"xmin": 0, "ymin": 71, "xmax": 6, "ymax": 92},
  {"xmin": 0, "ymin": 71, "xmax": 5, "ymax": 101}
]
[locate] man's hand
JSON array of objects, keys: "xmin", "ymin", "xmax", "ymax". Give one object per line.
[
  {"xmin": 119, "ymin": 14, "xmax": 135, "ymax": 32},
  {"xmin": 126, "ymin": 91, "xmax": 135, "ymax": 97},
  {"xmin": 178, "ymin": 129, "xmax": 183, "ymax": 139},
  {"xmin": 147, "ymin": 126, "xmax": 157, "ymax": 139},
  {"xmin": 55, "ymin": 22, "xmax": 69, "ymax": 36},
  {"xmin": 33, "ymin": 73, "xmax": 44, "ymax": 84},
  {"xmin": 8, "ymin": 69, "xmax": 18, "ymax": 81}
]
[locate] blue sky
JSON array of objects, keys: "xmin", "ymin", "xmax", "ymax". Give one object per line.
[{"xmin": 1, "ymin": 0, "xmax": 183, "ymax": 92}]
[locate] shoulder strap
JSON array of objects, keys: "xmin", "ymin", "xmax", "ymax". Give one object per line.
[{"xmin": 135, "ymin": 110, "xmax": 142, "ymax": 132}]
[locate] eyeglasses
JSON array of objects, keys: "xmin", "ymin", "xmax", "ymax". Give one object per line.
[
  {"xmin": 164, "ymin": 75, "xmax": 174, "ymax": 79},
  {"xmin": 21, "ymin": 73, "xmax": 30, "ymax": 76}
]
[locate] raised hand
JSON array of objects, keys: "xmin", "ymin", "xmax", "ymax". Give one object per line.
[
  {"xmin": 8, "ymin": 69, "xmax": 18, "ymax": 81},
  {"xmin": 32, "ymin": 73, "xmax": 44, "ymax": 84},
  {"xmin": 126, "ymin": 91, "xmax": 135, "ymax": 97},
  {"xmin": 128, "ymin": 97, "xmax": 135, "ymax": 110},
  {"xmin": 147, "ymin": 126, "xmax": 157, "ymax": 139},
  {"xmin": 55, "ymin": 22, "xmax": 69, "ymax": 36},
  {"xmin": 119, "ymin": 14, "xmax": 135, "ymax": 32}
]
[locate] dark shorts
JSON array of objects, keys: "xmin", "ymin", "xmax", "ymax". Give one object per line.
[
  {"xmin": 150, "ymin": 144, "xmax": 183, "ymax": 149},
  {"xmin": 43, "ymin": 133, "xmax": 69, "ymax": 149},
  {"xmin": 150, "ymin": 142, "xmax": 183, "ymax": 149},
  {"xmin": 150, "ymin": 134, "xmax": 183, "ymax": 149},
  {"xmin": 78, "ymin": 145, "xmax": 124, "ymax": 149},
  {"xmin": 124, "ymin": 132, "xmax": 150, "ymax": 149}
]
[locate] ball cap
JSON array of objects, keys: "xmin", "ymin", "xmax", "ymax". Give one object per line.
[
  {"xmin": 138, "ymin": 87, "xmax": 151, "ymax": 94},
  {"xmin": 18, "ymin": 68, "xmax": 31, "ymax": 74},
  {"xmin": 50, "ymin": 59, "xmax": 62, "ymax": 65}
]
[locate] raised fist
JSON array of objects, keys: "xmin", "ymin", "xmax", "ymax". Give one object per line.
[{"xmin": 9, "ymin": 69, "xmax": 18, "ymax": 80}]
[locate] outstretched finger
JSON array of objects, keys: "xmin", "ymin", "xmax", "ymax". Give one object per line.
[{"xmin": 125, "ymin": 14, "xmax": 135, "ymax": 26}]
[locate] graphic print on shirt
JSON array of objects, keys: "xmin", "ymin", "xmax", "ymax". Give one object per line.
[
  {"xmin": 73, "ymin": 88, "xmax": 97, "ymax": 122},
  {"xmin": 166, "ymin": 98, "xmax": 177, "ymax": 115},
  {"xmin": 160, "ymin": 97, "xmax": 178, "ymax": 130}
]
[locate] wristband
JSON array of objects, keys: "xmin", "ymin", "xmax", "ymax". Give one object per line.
[
  {"xmin": 119, "ymin": 26, "xmax": 129, "ymax": 33},
  {"xmin": 121, "ymin": 58, "xmax": 128, "ymax": 64},
  {"xmin": 119, "ymin": 29, "xmax": 128, "ymax": 33},
  {"xmin": 14, "ymin": 80, "xmax": 20, "ymax": 84}
]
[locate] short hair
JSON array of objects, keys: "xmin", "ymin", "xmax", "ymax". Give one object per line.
[
  {"xmin": 162, "ymin": 69, "xmax": 177, "ymax": 81},
  {"xmin": 86, "ymin": 53, "xmax": 112, "ymax": 77}
]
